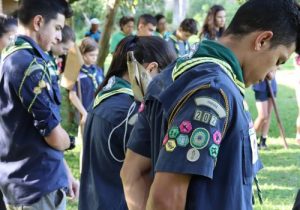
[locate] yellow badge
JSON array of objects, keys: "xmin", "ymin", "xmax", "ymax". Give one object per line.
[
  {"xmin": 33, "ymin": 86, "xmax": 41, "ymax": 94},
  {"xmin": 39, "ymin": 80, "xmax": 47, "ymax": 88},
  {"xmin": 165, "ymin": 139, "xmax": 176, "ymax": 152}
]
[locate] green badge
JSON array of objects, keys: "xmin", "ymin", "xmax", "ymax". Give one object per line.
[
  {"xmin": 168, "ymin": 126, "xmax": 180, "ymax": 139},
  {"xmin": 176, "ymin": 134, "xmax": 189, "ymax": 147},
  {"xmin": 190, "ymin": 128, "xmax": 210, "ymax": 149},
  {"xmin": 209, "ymin": 144, "xmax": 219, "ymax": 159}
]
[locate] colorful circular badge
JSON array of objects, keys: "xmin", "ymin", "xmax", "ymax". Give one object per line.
[
  {"xmin": 190, "ymin": 128, "xmax": 210, "ymax": 149},
  {"xmin": 187, "ymin": 148, "xmax": 200, "ymax": 162},
  {"xmin": 213, "ymin": 130, "xmax": 222, "ymax": 145},
  {"xmin": 209, "ymin": 144, "xmax": 219, "ymax": 159}
]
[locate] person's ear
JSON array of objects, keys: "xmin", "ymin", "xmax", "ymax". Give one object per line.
[
  {"xmin": 145, "ymin": 62, "xmax": 159, "ymax": 77},
  {"xmin": 32, "ymin": 15, "xmax": 44, "ymax": 32},
  {"xmin": 254, "ymin": 31, "xmax": 273, "ymax": 51}
]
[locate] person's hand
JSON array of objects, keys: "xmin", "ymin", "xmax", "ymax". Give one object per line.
[
  {"xmin": 67, "ymin": 177, "xmax": 80, "ymax": 200},
  {"xmin": 80, "ymin": 111, "xmax": 88, "ymax": 125}
]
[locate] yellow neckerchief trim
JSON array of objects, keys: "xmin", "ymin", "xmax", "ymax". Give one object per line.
[
  {"xmin": 93, "ymin": 88, "xmax": 134, "ymax": 108},
  {"xmin": 81, "ymin": 67, "xmax": 99, "ymax": 90},
  {"xmin": 1, "ymin": 43, "xmax": 32, "ymax": 60},
  {"xmin": 169, "ymin": 34, "xmax": 189, "ymax": 55},
  {"xmin": 172, "ymin": 57, "xmax": 245, "ymax": 95}
]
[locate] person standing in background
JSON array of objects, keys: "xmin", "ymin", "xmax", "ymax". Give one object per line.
[
  {"xmin": 85, "ymin": 18, "xmax": 101, "ymax": 43},
  {"xmin": 252, "ymin": 76, "xmax": 277, "ymax": 149},
  {"xmin": 199, "ymin": 5, "xmax": 226, "ymax": 41},
  {"xmin": 154, "ymin": 14, "xmax": 171, "ymax": 40},
  {"xmin": 166, "ymin": 18, "xmax": 198, "ymax": 57},
  {"xmin": 136, "ymin": 14, "xmax": 157, "ymax": 36},
  {"xmin": 109, "ymin": 16, "xmax": 134, "ymax": 54}
]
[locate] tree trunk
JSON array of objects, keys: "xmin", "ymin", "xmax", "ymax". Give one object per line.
[
  {"xmin": 97, "ymin": 0, "xmax": 121, "ymax": 69},
  {"xmin": 172, "ymin": 0, "xmax": 187, "ymax": 28}
]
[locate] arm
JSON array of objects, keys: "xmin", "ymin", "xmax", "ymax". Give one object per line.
[
  {"xmin": 63, "ymin": 159, "xmax": 80, "ymax": 199},
  {"xmin": 44, "ymin": 124, "xmax": 70, "ymax": 151},
  {"xmin": 121, "ymin": 149, "xmax": 152, "ymax": 210},
  {"xmin": 146, "ymin": 172, "xmax": 191, "ymax": 210},
  {"xmin": 69, "ymin": 90, "xmax": 88, "ymax": 125}
]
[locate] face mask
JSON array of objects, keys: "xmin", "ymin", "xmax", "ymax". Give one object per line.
[{"xmin": 127, "ymin": 51, "xmax": 153, "ymax": 102}]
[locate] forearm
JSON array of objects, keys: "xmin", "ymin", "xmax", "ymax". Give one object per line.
[
  {"xmin": 124, "ymin": 172, "xmax": 152, "ymax": 210},
  {"xmin": 45, "ymin": 124, "xmax": 70, "ymax": 151},
  {"xmin": 69, "ymin": 91, "xmax": 87, "ymax": 116}
]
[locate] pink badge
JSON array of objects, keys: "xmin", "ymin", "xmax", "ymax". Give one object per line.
[
  {"xmin": 213, "ymin": 130, "xmax": 222, "ymax": 145},
  {"xmin": 179, "ymin": 121, "xmax": 193, "ymax": 134},
  {"xmin": 162, "ymin": 134, "xmax": 169, "ymax": 145},
  {"xmin": 138, "ymin": 102, "xmax": 145, "ymax": 113}
]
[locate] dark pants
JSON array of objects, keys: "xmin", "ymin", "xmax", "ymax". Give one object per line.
[{"xmin": 0, "ymin": 191, "xmax": 6, "ymax": 210}]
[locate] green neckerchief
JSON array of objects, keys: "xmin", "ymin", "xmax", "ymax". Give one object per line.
[
  {"xmin": 93, "ymin": 76, "xmax": 133, "ymax": 109},
  {"xmin": 1, "ymin": 37, "xmax": 32, "ymax": 60},
  {"xmin": 174, "ymin": 40, "xmax": 245, "ymax": 94}
]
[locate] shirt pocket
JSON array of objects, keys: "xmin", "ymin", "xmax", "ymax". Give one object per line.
[{"xmin": 242, "ymin": 129, "xmax": 253, "ymax": 185}]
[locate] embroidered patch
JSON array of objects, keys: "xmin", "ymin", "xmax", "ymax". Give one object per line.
[
  {"xmin": 165, "ymin": 139, "xmax": 176, "ymax": 152},
  {"xmin": 38, "ymin": 80, "xmax": 46, "ymax": 88},
  {"xmin": 190, "ymin": 128, "xmax": 210, "ymax": 149},
  {"xmin": 33, "ymin": 86, "xmax": 41, "ymax": 94},
  {"xmin": 162, "ymin": 134, "xmax": 169, "ymax": 145},
  {"xmin": 103, "ymin": 76, "xmax": 115, "ymax": 90},
  {"xmin": 193, "ymin": 109, "xmax": 219, "ymax": 127},
  {"xmin": 168, "ymin": 126, "xmax": 180, "ymax": 139},
  {"xmin": 194, "ymin": 97, "xmax": 226, "ymax": 118},
  {"xmin": 209, "ymin": 144, "xmax": 219, "ymax": 159},
  {"xmin": 213, "ymin": 130, "xmax": 222, "ymax": 145},
  {"xmin": 176, "ymin": 134, "xmax": 189, "ymax": 147},
  {"xmin": 138, "ymin": 102, "xmax": 145, "ymax": 113},
  {"xmin": 187, "ymin": 148, "xmax": 200, "ymax": 162},
  {"xmin": 179, "ymin": 121, "xmax": 192, "ymax": 134}
]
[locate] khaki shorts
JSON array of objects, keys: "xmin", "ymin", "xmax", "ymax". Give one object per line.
[{"xmin": 6, "ymin": 188, "xmax": 66, "ymax": 210}]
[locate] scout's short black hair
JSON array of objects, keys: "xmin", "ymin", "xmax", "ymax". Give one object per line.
[
  {"xmin": 61, "ymin": 25, "xmax": 76, "ymax": 43},
  {"xmin": 224, "ymin": 0, "xmax": 300, "ymax": 53},
  {"xmin": 180, "ymin": 18, "xmax": 198, "ymax": 35},
  {"xmin": 0, "ymin": 15, "xmax": 17, "ymax": 38},
  {"xmin": 18, "ymin": 0, "xmax": 73, "ymax": 25},
  {"xmin": 137, "ymin": 14, "xmax": 157, "ymax": 27}
]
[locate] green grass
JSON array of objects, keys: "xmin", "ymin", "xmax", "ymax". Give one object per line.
[{"xmin": 63, "ymin": 70, "xmax": 300, "ymax": 210}]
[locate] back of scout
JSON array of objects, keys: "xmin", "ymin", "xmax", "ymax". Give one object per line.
[{"xmin": 154, "ymin": 40, "xmax": 262, "ymax": 210}]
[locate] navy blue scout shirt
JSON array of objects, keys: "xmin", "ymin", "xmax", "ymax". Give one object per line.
[
  {"xmin": 252, "ymin": 78, "xmax": 277, "ymax": 93},
  {"xmin": 154, "ymin": 40, "xmax": 262, "ymax": 210},
  {"xmin": 74, "ymin": 64, "xmax": 104, "ymax": 109},
  {"xmin": 79, "ymin": 76, "xmax": 137, "ymax": 210},
  {"xmin": 0, "ymin": 36, "xmax": 68, "ymax": 205},
  {"xmin": 167, "ymin": 32, "xmax": 190, "ymax": 57},
  {"xmin": 127, "ymin": 61, "xmax": 176, "ymax": 171}
]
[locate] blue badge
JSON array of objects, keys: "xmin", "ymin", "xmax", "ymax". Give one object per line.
[
  {"xmin": 209, "ymin": 144, "xmax": 219, "ymax": 159},
  {"xmin": 190, "ymin": 128, "xmax": 210, "ymax": 149},
  {"xmin": 176, "ymin": 134, "xmax": 189, "ymax": 147}
]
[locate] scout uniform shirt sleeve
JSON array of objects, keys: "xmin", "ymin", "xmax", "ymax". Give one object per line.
[
  {"xmin": 155, "ymin": 87, "xmax": 229, "ymax": 179},
  {"xmin": 12, "ymin": 58, "xmax": 61, "ymax": 136},
  {"xmin": 127, "ymin": 102, "xmax": 151, "ymax": 158}
]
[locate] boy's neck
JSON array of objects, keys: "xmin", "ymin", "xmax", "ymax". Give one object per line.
[{"xmin": 18, "ymin": 24, "xmax": 38, "ymax": 44}]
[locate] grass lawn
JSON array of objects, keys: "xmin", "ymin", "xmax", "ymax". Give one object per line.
[{"xmin": 63, "ymin": 70, "xmax": 300, "ymax": 210}]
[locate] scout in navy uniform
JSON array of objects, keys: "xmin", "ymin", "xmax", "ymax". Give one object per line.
[
  {"xmin": 69, "ymin": 37, "xmax": 104, "ymax": 126},
  {"xmin": 0, "ymin": 1, "xmax": 79, "ymax": 209},
  {"xmin": 126, "ymin": 1, "xmax": 300, "ymax": 210},
  {"xmin": 252, "ymin": 77, "xmax": 277, "ymax": 149},
  {"xmin": 166, "ymin": 18, "xmax": 198, "ymax": 57},
  {"xmin": 78, "ymin": 35, "xmax": 175, "ymax": 210},
  {"xmin": 0, "ymin": 14, "xmax": 17, "ymax": 210}
]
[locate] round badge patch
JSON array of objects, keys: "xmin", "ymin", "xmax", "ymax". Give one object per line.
[
  {"xmin": 209, "ymin": 144, "xmax": 219, "ymax": 159},
  {"xmin": 190, "ymin": 128, "xmax": 210, "ymax": 149},
  {"xmin": 176, "ymin": 134, "xmax": 189, "ymax": 147},
  {"xmin": 168, "ymin": 126, "xmax": 180, "ymax": 139},
  {"xmin": 187, "ymin": 148, "xmax": 200, "ymax": 162}
]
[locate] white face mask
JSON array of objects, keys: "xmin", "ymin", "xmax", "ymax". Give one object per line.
[{"xmin": 127, "ymin": 51, "xmax": 153, "ymax": 102}]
